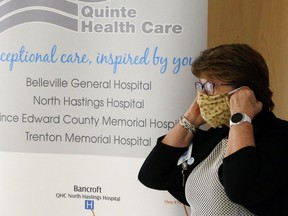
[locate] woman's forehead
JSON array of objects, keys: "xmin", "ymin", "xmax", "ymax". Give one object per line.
[{"xmin": 198, "ymin": 77, "xmax": 222, "ymax": 83}]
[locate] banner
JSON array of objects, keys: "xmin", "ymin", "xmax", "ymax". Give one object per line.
[{"xmin": 0, "ymin": 0, "xmax": 207, "ymax": 215}]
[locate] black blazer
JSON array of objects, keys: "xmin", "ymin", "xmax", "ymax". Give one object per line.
[{"xmin": 138, "ymin": 110, "xmax": 288, "ymax": 216}]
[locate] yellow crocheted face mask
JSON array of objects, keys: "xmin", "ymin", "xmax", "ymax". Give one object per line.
[
  {"xmin": 197, "ymin": 87, "xmax": 243, "ymax": 128},
  {"xmin": 197, "ymin": 91, "xmax": 230, "ymax": 128}
]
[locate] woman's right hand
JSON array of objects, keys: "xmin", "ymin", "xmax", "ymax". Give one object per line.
[
  {"xmin": 162, "ymin": 97, "xmax": 205, "ymax": 147},
  {"xmin": 184, "ymin": 96, "xmax": 206, "ymax": 128}
]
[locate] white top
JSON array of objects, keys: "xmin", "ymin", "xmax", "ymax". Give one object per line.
[{"xmin": 185, "ymin": 139, "xmax": 256, "ymax": 216}]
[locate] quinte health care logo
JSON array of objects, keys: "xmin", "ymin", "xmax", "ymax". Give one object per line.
[
  {"xmin": 0, "ymin": 0, "xmax": 111, "ymax": 34},
  {"xmin": 0, "ymin": 0, "xmax": 184, "ymax": 34}
]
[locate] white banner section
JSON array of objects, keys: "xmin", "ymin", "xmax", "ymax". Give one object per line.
[
  {"xmin": 0, "ymin": 0, "xmax": 207, "ymax": 215},
  {"xmin": 0, "ymin": 152, "xmax": 191, "ymax": 215}
]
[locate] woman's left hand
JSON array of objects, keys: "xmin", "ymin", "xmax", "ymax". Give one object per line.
[{"xmin": 229, "ymin": 86, "xmax": 263, "ymax": 119}]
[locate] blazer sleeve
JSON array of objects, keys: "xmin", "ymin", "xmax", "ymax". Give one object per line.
[
  {"xmin": 138, "ymin": 135, "xmax": 189, "ymax": 204},
  {"xmin": 218, "ymin": 116, "xmax": 288, "ymax": 215},
  {"xmin": 138, "ymin": 127, "xmax": 229, "ymax": 205}
]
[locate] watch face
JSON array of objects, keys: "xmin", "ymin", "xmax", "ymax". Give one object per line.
[{"xmin": 231, "ymin": 112, "xmax": 243, "ymax": 123}]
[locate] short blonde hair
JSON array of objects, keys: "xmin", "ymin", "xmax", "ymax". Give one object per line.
[{"xmin": 192, "ymin": 44, "xmax": 274, "ymax": 110}]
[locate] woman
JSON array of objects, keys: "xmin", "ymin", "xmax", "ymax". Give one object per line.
[{"xmin": 138, "ymin": 44, "xmax": 288, "ymax": 215}]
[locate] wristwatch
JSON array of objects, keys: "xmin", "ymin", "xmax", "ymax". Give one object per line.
[{"xmin": 230, "ymin": 112, "xmax": 252, "ymax": 126}]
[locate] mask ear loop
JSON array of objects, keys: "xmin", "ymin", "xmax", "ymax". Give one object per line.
[{"xmin": 228, "ymin": 86, "xmax": 244, "ymax": 96}]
